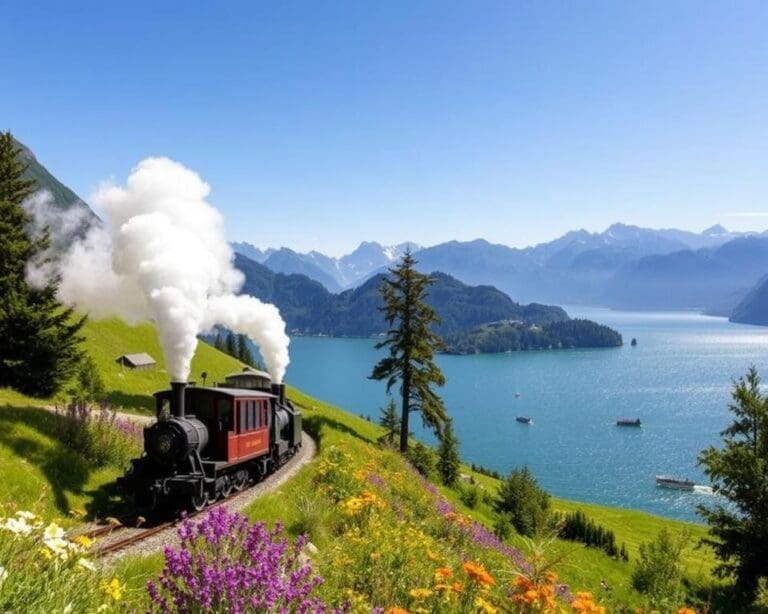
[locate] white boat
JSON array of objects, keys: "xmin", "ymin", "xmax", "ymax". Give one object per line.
[{"xmin": 655, "ymin": 475, "xmax": 696, "ymax": 491}]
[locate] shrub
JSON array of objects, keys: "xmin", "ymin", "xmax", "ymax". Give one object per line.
[
  {"xmin": 459, "ymin": 484, "xmax": 480, "ymax": 509},
  {"xmin": 632, "ymin": 528, "xmax": 689, "ymax": 610},
  {"xmin": 0, "ymin": 509, "xmax": 125, "ymax": 612},
  {"xmin": 406, "ymin": 441, "xmax": 435, "ymax": 477},
  {"xmin": 54, "ymin": 355, "xmax": 142, "ymax": 468},
  {"xmin": 147, "ymin": 507, "xmax": 342, "ymax": 613},
  {"xmin": 552, "ymin": 510, "xmax": 628, "ymax": 561},
  {"xmin": 55, "ymin": 402, "xmax": 143, "ymax": 468},
  {"xmin": 496, "ymin": 466, "xmax": 550, "ymax": 537}
]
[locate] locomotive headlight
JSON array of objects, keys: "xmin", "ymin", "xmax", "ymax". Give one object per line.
[{"xmin": 156, "ymin": 433, "xmax": 173, "ymax": 454}]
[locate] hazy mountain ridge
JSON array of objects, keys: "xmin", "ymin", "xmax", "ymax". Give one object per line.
[
  {"xmin": 233, "ymin": 252, "xmax": 577, "ymax": 338},
  {"xmin": 235, "ymin": 224, "xmax": 763, "ymax": 307},
  {"xmin": 603, "ymin": 236, "xmax": 768, "ymax": 310},
  {"xmin": 728, "ymin": 274, "xmax": 768, "ymax": 326},
  {"xmin": 13, "ymin": 136, "xmax": 99, "ymax": 250},
  {"xmin": 231, "ymin": 240, "xmax": 420, "ymax": 291}
]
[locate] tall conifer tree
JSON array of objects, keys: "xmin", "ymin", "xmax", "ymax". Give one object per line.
[
  {"xmin": 370, "ymin": 250, "xmax": 448, "ymax": 453},
  {"xmin": 698, "ymin": 366, "xmax": 768, "ymax": 597},
  {"xmin": 0, "ymin": 132, "xmax": 85, "ymax": 395},
  {"xmin": 437, "ymin": 418, "xmax": 461, "ymax": 486}
]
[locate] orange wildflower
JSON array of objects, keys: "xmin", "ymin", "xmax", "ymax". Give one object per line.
[
  {"xmin": 385, "ymin": 609, "xmax": 410, "ymax": 614},
  {"xmin": 462, "ymin": 561, "xmax": 496, "ymax": 586},
  {"xmin": 434, "ymin": 567, "xmax": 453, "ymax": 581},
  {"xmin": 677, "ymin": 609, "xmax": 697, "ymax": 614}
]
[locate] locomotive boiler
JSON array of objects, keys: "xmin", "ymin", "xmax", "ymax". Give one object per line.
[{"xmin": 117, "ymin": 369, "xmax": 302, "ymax": 512}]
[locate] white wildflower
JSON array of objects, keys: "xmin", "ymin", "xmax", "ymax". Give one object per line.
[
  {"xmin": 0, "ymin": 565, "xmax": 8, "ymax": 584},
  {"xmin": 43, "ymin": 522, "xmax": 64, "ymax": 541},
  {"xmin": 15, "ymin": 510, "xmax": 36, "ymax": 520},
  {"xmin": 77, "ymin": 558, "xmax": 96, "ymax": 571},
  {"xmin": 44, "ymin": 537, "xmax": 70, "ymax": 559},
  {"xmin": 3, "ymin": 517, "xmax": 33, "ymax": 535}
]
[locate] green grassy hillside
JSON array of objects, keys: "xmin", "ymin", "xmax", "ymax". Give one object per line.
[
  {"xmin": 0, "ymin": 317, "xmax": 248, "ymax": 521},
  {"xmin": 0, "ymin": 317, "xmax": 722, "ymax": 610},
  {"xmin": 80, "ymin": 317, "xmax": 246, "ymax": 412}
]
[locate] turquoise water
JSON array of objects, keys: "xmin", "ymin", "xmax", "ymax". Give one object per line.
[{"xmin": 283, "ymin": 308, "xmax": 768, "ymax": 522}]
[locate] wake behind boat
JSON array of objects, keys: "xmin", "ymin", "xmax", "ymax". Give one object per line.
[{"xmin": 656, "ymin": 475, "xmax": 696, "ymax": 491}]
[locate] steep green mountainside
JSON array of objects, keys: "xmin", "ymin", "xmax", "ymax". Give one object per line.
[
  {"xmin": 13, "ymin": 135, "xmax": 99, "ymax": 248},
  {"xmin": 729, "ymin": 274, "xmax": 768, "ymax": 326}
]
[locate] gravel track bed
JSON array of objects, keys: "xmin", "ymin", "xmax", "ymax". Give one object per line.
[{"xmin": 96, "ymin": 432, "xmax": 316, "ymax": 564}]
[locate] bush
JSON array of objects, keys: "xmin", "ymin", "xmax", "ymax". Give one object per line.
[
  {"xmin": 406, "ymin": 441, "xmax": 435, "ymax": 477},
  {"xmin": 459, "ymin": 484, "xmax": 480, "ymax": 509},
  {"xmin": 552, "ymin": 510, "xmax": 628, "ymax": 561},
  {"xmin": 147, "ymin": 507, "xmax": 340, "ymax": 613},
  {"xmin": 632, "ymin": 528, "xmax": 689, "ymax": 610},
  {"xmin": 56, "ymin": 402, "xmax": 143, "ymax": 468},
  {"xmin": 55, "ymin": 355, "xmax": 142, "ymax": 468},
  {"xmin": 495, "ymin": 466, "xmax": 550, "ymax": 537}
]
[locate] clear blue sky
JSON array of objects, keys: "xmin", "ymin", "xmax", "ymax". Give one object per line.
[{"xmin": 2, "ymin": 1, "xmax": 767, "ymax": 255}]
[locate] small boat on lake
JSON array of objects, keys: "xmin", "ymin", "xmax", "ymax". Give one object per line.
[
  {"xmin": 516, "ymin": 416, "xmax": 532, "ymax": 424},
  {"xmin": 655, "ymin": 475, "xmax": 696, "ymax": 491},
  {"xmin": 616, "ymin": 418, "xmax": 641, "ymax": 427}
]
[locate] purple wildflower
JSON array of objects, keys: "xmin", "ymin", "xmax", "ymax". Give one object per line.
[{"xmin": 147, "ymin": 507, "xmax": 346, "ymax": 613}]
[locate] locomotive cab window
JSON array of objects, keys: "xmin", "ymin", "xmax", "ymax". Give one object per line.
[{"xmin": 217, "ymin": 399, "xmax": 232, "ymax": 431}]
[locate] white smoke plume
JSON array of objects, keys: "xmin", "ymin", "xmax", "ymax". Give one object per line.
[{"xmin": 55, "ymin": 157, "xmax": 290, "ymax": 382}]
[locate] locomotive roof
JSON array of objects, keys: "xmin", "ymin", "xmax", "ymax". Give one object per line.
[
  {"xmin": 155, "ymin": 387, "xmax": 275, "ymax": 399},
  {"xmin": 225, "ymin": 369, "xmax": 271, "ymax": 380}
]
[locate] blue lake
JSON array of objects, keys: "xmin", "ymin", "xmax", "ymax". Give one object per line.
[{"xmin": 282, "ymin": 308, "xmax": 768, "ymax": 522}]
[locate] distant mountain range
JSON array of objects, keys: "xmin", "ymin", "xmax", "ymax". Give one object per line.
[
  {"xmin": 13, "ymin": 134, "xmax": 768, "ymax": 321},
  {"xmin": 231, "ymin": 240, "xmax": 419, "ymax": 292},
  {"xmin": 232, "ymin": 252, "xmax": 620, "ymax": 352},
  {"xmin": 234, "ymin": 223, "xmax": 768, "ymax": 313}
]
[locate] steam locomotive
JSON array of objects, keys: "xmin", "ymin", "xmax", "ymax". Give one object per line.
[{"xmin": 117, "ymin": 369, "xmax": 302, "ymax": 513}]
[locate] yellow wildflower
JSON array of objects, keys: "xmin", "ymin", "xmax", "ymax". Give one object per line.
[
  {"xmin": 75, "ymin": 535, "xmax": 94, "ymax": 549},
  {"xmin": 101, "ymin": 578, "xmax": 123, "ymax": 601},
  {"xmin": 475, "ymin": 596, "xmax": 498, "ymax": 613},
  {"xmin": 408, "ymin": 588, "xmax": 433, "ymax": 600}
]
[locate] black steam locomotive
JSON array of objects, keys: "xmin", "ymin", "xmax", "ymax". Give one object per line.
[{"xmin": 117, "ymin": 369, "xmax": 302, "ymax": 512}]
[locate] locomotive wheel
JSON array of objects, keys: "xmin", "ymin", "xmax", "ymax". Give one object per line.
[
  {"xmin": 233, "ymin": 472, "xmax": 247, "ymax": 492},
  {"xmin": 221, "ymin": 479, "xmax": 233, "ymax": 498},
  {"xmin": 190, "ymin": 492, "xmax": 207, "ymax": 512}
]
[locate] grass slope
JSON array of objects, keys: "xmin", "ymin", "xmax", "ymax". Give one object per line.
[
  {"xmin": 1, "ymin": 317, "xmax": 721, "ymax": 609},
  {"xmin": 0, "ymin": 317, "xmax": 248, "ymax": 520}
]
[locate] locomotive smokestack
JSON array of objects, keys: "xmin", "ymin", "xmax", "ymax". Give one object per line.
[
  {"xmin": 271, "ymin": 383, "xmax": 286, "ymax": 405},
  {"xmin": 171, "ymin": 381, "xmax": 187, "ymax": 418}
]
